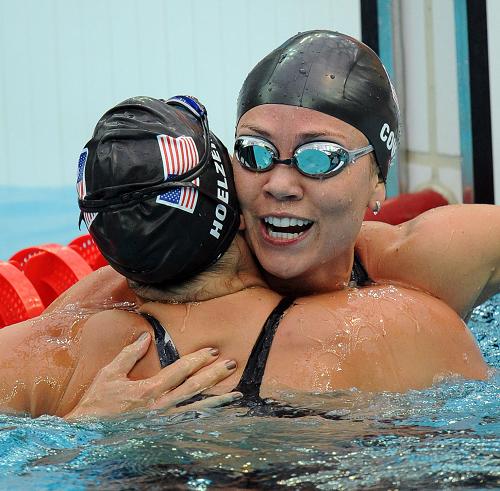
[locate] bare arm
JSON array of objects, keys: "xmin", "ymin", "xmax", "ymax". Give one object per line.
[
  {"xmin": 0, "ymin": 266, "xmax": 135, "ymax": 417},
  {"xmin": 0, "ymin": 314, "xmax": 84, "ymax": 416},
  {"xmin": 269, "ymin": 294, "xmax": 489, "ymax": 393},
  {"xmin": 0, "ymin": 310, "xmax": 240, "ymax": 418},
  {"xmin": 0, "ymin": 288, "xmax": 139, "ymax": 417},
  {"xmin": 0, "ymin": 321, "xmax": 35, "ymax": 414},
  {"xmin": 359, "ymin": 204, "xmax": 500, "ymax": 317},
  {"xmin": 55, "ymin": 309, "xmax": 161, "ymax": 415}
]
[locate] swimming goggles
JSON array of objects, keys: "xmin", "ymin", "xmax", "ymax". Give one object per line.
[
  {"xmin": 165, "ymin": 95, "xmax": 211, "ymax": 180},
  {"xmin": 234, "ymin": 135, "xmax": 374, "ymax": 178}
]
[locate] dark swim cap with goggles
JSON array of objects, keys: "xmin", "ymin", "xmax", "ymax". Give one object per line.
[
  {"xmin": 236, "ymin": 30, "xmax": 400, "ymax": 181},
  {"xmin": 77, "ymin": 96, "xmax": 240, "ymax": 285}
]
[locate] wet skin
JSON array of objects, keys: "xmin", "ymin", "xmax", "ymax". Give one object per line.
[
  {"xmin": 0, "ymin": 263, "xmax": 488, "ymax": 418},
  {"xmin": 139, "ymin": 281, "xmax": 489, "ymax": 396}
]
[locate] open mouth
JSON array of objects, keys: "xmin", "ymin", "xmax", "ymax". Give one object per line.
[{"xmin": 262, "ymin": 216, "xmax": 313, "ymax": 240}]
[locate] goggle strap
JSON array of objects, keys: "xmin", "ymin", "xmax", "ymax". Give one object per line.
[
  {"xmin": 166, "ymin": 96, "xmax": 207, "ymax": 120},
  {"xmin": 348, "ymin": 144, "xmax": 374, "ymax": 161},
  {"xmin": 80, "ymin": 159, "xmax": 211, "ymax": 212}
]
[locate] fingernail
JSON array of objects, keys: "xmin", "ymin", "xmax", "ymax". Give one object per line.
[
  {"xmin": 139, "ymin": 332, "xmax": 150, "ymax": 342},
  {"xmin": 225, "ymin": 360, "xmax": 237, "ymax": 370},
  {"xmin": 208, "ymin": 347, "xmax": 219, "ymax": 356},
  {"xmin": 231, "ymin": 392, "xmax": 243, "ymax": 400}
]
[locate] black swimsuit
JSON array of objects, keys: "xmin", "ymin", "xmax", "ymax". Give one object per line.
[
  {"xmin": 141, "ymin": 254, "xmax": 371, "ymax": 417},
  {"xmin": 141, "ymin": 312, "xmax": 180, "ymax": 368},
  {"xmin": 140, "ymin": 296, "xmax": 295, "ymax": 400}
]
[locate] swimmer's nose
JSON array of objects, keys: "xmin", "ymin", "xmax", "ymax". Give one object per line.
[{"xmin": 262, "ymin": 164, "xmax": 304, "ymax": 201}]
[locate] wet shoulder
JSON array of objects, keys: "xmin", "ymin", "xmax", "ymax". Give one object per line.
[
  {"xmin": 44, "ymin": 266, "xmax": 135, "ymax": 314},
  {"xmin": 78, "ymin": 308, "xmax": 159, "ymax": 374},
  {"xmin": 272, "ymin": 285, "xmax": 487, "ymax": 391},
  {"xmin": 280, "ymin": 284, "xmax": 471, "ymax": 352}
]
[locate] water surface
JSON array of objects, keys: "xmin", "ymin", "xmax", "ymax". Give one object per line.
[{"xmin": 0, "ymin": 295, "xmax": 498, "ymax": 490}]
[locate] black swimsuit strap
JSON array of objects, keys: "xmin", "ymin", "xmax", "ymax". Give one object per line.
[
  {"xmin": 351, "ymin": 252, "xmax": 372, "ymax": 286},
  {"xmin": 234, "ymin": 296, "xmax": 296, "ymax": 400},
  {"xmin": 140, "ymin": 312, "xmax": 180, "ymax": 368}
]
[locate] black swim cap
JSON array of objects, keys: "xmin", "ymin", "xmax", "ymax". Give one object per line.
[
  {"xmin": 77, "ymin": 96, "xmax": 240, "ymax": 285},
  {"xmin": 237, "ymin": 30, "xmax": 400, "ymax": 180}
]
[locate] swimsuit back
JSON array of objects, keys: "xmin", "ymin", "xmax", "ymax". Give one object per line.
[
  {"xmin": 140, "ymin": 312, "xmax": 180, "ymax": 367},
  {"xmin": 351, "ymin": 252, "xmax": 372, "ymax": 286}
]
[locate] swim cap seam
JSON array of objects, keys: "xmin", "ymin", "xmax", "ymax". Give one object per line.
[
  {"xmin": 341, "ymin": 57, "xmax": 358, "ymax": 102},
  {"xmin": 299, "ymin": 57, "xmax": 315, "ymax": 107}
]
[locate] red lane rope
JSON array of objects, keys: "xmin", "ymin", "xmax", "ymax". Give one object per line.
[{"xmin": 0, "ymin": 235, "xmax": 107, "ymax": 328}]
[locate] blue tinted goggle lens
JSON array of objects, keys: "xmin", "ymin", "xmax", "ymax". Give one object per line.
[
  {"xmin": 253, "ymin": 145, "xmax": 273, "ymax": 170},
  {"xmin": 235, "ymin": 137, "xmax": 354, "ymax": 177},
  {"xmin": 295, "ymin": 147, "xmax": 348, "ymax": 174}
]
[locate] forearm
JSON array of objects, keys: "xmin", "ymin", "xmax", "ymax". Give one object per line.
[
  {"xmin": 0, "ymin": 375, "xmax": 30, "ymax": 415},
  {"xmin": 43, "ymin": 266, "xmax": 134, "ymax": 314}
]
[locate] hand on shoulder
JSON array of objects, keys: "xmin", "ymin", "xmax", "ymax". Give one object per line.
[{"xmin": 65, "ymin": 333, "xmax": 242, "ymax": 419}]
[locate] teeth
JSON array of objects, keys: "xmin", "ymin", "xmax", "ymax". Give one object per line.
[
  {"xmin": 263, "ymin": 216, "xmax": 312, "ymax": 228},
  {"xmin": 268, "ymin": 230, "xmax": 300, "ymax": 240}
]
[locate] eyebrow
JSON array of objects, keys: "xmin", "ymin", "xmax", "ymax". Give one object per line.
[
  {"xmin": 237, "ymin": 124, "xmax": 273, "ymax": 138},
  {"xmin": 238, "ymin": 124, "xmax": 345, "ymax": 143}
]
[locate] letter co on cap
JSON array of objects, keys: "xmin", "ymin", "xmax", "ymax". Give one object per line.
[{"xmin": 379, "ymin": 123, "xmax": 396, "ymax": 158}]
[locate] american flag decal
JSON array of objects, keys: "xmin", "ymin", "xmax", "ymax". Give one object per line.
[
  {"xmin": 76, "ymin": 148, "xmax": 88, "ymax": 199},
  {"xmin": 76, "ymin": 147, "xmax": 97, "ymax": 228},
  {"xmin": 156, "ymin": 134, "xmax": 200, "ymax": 213}
]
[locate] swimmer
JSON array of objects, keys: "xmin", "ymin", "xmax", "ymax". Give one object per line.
[
  {"xmin": 65, "ymin": 31, "xmax": 499, "ymax": 313},
  {"xmin": 0, "ymin": 93, "xmax": 488, "ymax": 419},
  {"xmin": 232, "ymin": 30, "xmax": 499, "ymax": 308}
]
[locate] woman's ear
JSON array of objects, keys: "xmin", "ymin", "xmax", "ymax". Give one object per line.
[{"xmin": 368, "ymin": 180, "xmax": 386, "ymax": 212}]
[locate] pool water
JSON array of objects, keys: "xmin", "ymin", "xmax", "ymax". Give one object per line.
[
  {"xmin": 0, "ymin": 295, "xmax": 498, "ymax": 490},
  {"xmin": 0, "ymin": 186, "xmax": 79, "ymax": 260}
]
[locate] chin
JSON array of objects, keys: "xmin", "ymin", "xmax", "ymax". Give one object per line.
[{"xmin": 260, "ymin": 256, "xmax": 307, "ymax": 281}]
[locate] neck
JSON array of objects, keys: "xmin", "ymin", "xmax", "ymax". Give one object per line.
[
  {"xmin": 133, "ymin": 234, "xmax": 268, "ymax": 304},
  {"xmin": 264, "ymin": 248, "xmax": 355, "ymax": 296},
  {"xmin": 205, "ymin": 235, "xmax": 268, "ymax": 299}
]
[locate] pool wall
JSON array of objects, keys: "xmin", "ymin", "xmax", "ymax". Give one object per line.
[{"xmin": 0, "ymin": 0, "xmax": 361, "ymax": 188}]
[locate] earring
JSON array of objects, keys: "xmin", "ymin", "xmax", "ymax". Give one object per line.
[{"xmin": 373, "ymin": 200, "xmax": 381, "ymax": 215}]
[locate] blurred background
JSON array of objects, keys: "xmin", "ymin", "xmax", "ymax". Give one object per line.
[{"xmin": 0, "ymin": 0, "xmax": 498, "ymax": 259}]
